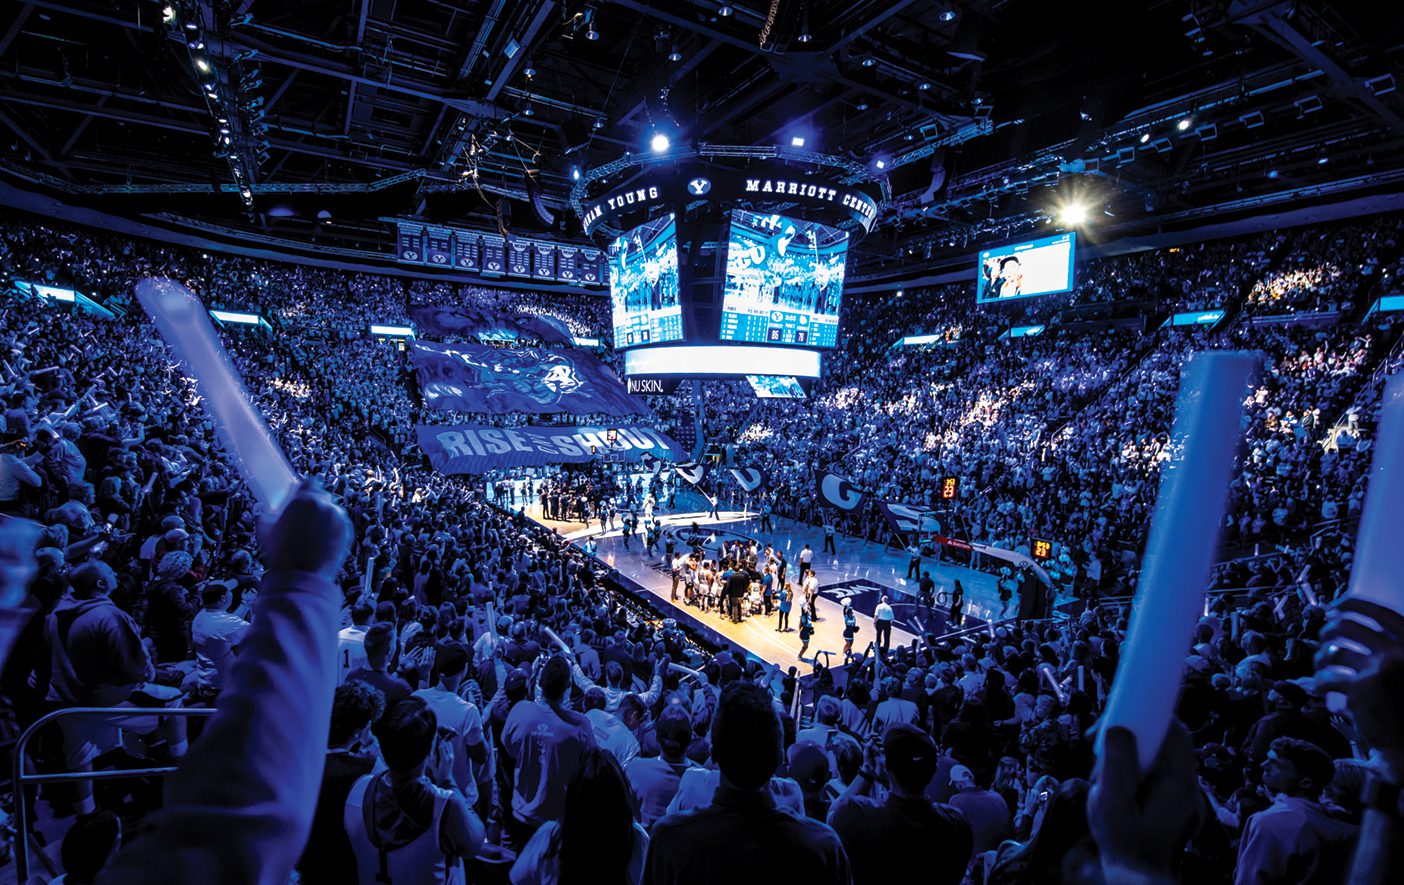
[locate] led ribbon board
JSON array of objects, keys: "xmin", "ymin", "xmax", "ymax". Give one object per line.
[{"xmin": 579, "ymin": 162, "xmax": 883, "ymax": 240}]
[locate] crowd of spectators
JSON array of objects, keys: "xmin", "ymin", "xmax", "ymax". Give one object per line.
[
  {"xmin": 1, "ymin": 211, "xmax": 1403, "ymax": 884},
  {"xmin": 719, "ymin": 216, "xmax": 1404, "ymax": 603}
]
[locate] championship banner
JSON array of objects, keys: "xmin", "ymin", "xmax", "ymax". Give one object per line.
[
  {"xmin": 481, "ymin": 235, "xmax": 506, "ymax": 275},
  {"xmin": 729, "ymin": 467, "xmax": 766, "ymax": 492},
  {"xmin": 816, "ymin": 471, "xmax": 866, "ymax": 511},
  {"xmin": 418, "ymin": 424, "xmax": 681, "ymax": 475},
  {"xmin": 875, "ymin": 500, "xmax": 940, "ymax": 536},
  {"xmin": 674, "ymin": 460, "xmax": 707, "ymax": 486},
  {"xmin": 408, "ymin": 306, "xmax": 572, "ymax": 345},
  {"xmin": 412, "ymin": 341, "xmax": 647, "ymax": 417},
  {"xmin": 397, "ymin": 223, "xmax": 424, "ymax": 262},
  {"xmin": 425, "ymin": 227, "xmax": 453, "ymax": 267},
  {"xmin": 507, "ymin": 240, "xmax": 531, "ymax": 276}
]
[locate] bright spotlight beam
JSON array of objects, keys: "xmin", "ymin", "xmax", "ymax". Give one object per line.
[
  {"xmin": 1060, "ymin": 203, "xmax": 1088, "ymax": 225},
  {"xmin": 650, "ymin": 133, "xmax": 671, "ymax": 153}
]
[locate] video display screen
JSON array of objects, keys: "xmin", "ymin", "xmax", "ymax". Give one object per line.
[
  {"xmin": 977, "ymin": 231, "xmax": 1076, "ymax": 303},
  {"xmin": 720, "ymin": 210, "xmax": 848, "ymax": 348},
  {"xmin": 608, "ymin": 214, "xmax": 683, "ymax": 349},
  {"xmin": 746, "ymin": 375, "xmax": 807, "ymax": 399}
]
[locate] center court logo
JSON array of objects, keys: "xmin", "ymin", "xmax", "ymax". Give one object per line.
[{"xmin": 686, "ymin": 177, "xmax": 711, "ymax": 196}]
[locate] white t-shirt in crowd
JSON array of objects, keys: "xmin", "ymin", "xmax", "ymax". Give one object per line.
[
  {"xmin": 191, "ymin": 608, "xmax": 250, "ymax": 691},
  {"xmin": 337, "ymin": 625, "xmax": 369, "ymax": 684},
  {"xmin": 585, "ymin": 708, "xmax": 641, "ymax": 768},
  {"xmin": 413, "ymin": 685, "xmax": 486, "ymax": 807},
  {"xmin": 665, "ymin": 768, "xmax": 804, "ymax": 816}
]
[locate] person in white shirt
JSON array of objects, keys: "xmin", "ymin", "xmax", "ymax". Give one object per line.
[
  {"xmin": 189, "ymin": 581, "xmax": 251, "ymax": 698},
  {"xmin": 583, "ymin": 688, "xmax": 643, "ymax": 767},
  {"xmin": 670, "ymin": 553, "xmax": 685, "ymax": 601},
  {"xmin": 871, "ymin": 676, "xmax": 919, "ymax": 735},
  {"xmin": 803, "ymin": 571, "xmax": 821, "ymax": 621},
  {"xmin": 798, "ymin": 543, "xmax": 814, "ymax": 580},
  {"xmin": 410, "ymin": 642, "xmax": 488, "ymax": 811},
  {"xmin": 874, "ymin": 595, "xmax": 895, "ymax": 654},
  {"xmin": 336, "ymin": 602, "xmax": 374, "ymax": 685}
]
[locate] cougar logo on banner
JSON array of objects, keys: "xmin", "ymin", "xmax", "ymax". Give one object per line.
[
  {"xmin": 674, "ymin": 460, "xmax": 707, "ymax": 486},
  {"xmin": 817, "ymin": 471, "xmax": 866, "ymax": 511},
  {"xmin": 729, "ymin": 467, "xmax": 765, "ymax": 492}
]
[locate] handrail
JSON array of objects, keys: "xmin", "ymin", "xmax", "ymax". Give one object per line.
[
  {"xmin": 11, "ymin": 706, "xmax": 217, "ymax": 883},
  {"xmin": 1090, "ymin": 582, "xmax": 1296, "ymax": 612}
]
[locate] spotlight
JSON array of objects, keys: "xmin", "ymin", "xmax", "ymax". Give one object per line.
[
  {"xmin": 593, "ymin": 117, "xmax": 605, "ymax": 130},
  {"xmin": 896, "ymin": 289, "xmax": 904, "ymax": 297},
  {"xmin": 195, "ymin": 58, "xmax": 210, "ymax": 73},
  {"xmin": 855, "ymin": 98, "xmax": 869, "ymax": 111},
  {"xmin": 861, "ymin": 56, "xmax": 877, "ymax": 68},
  {"xmin": 1267, "ymin": 168, "xmax": 1279, "ymax": 179},
  {"xmin": 797, "ymin": 30, "xmax": 812, "ymax": 44},
  {"xmin": 572, "ymin": 166, "xmax": 581, "ymax": 181},
  {"xmin": 667, "ymin": 44, "xmax": 682, "ymax": 62},
  {"xmin": 1317, "ymin": 154, "xmax": 1329, "ymax": 165},
  {"xmin": 790, "ymin": 135, "xmax": 806, "ymax": 147},
  {"xmin": 586, "ymin": 23, "xmax": 599, "ymax": 40},
  {"xmin": 1139, "ymin": 132, "xmax": 1151, "ymax": 144},
  {"xmin": 523, "ymin": 101, "xmax": 534, "ymax": 117},
  {"xmin": 1059, "ymin": 203, "xmax": 1088, "ymax": 225},
  {"xmin": 719, "ymin": 3, "xmax": 733, "ymax": 16},
  {"xmin": 650, "ymin": 132, "xmax": 670, "ymax": 152},
  {"xmin": 874, "ymin": 158, "xmax": 887, "ymax": 170},
  {"xmin": 184, "ymin": 22, "xmax": 198, "ymax": 32},
  {"xmin": 162, "ymin": 4, "xmax": 176, "ymax": 24},
  {"xmin": 1177, "ymin": 117, "xmax": 1192, "ymax": 131},
  {"xmin": 918, "ymin": 81, "xmax": 932, "ymax": 91},
  {"xmin": 524, "ymin": 63, "xmax": 536, "ymax": 78},
  {"xmin": 940, "ymin": 10, "xmax": 957, "ymax": 22}
]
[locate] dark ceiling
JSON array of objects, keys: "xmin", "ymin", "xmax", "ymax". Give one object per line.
[{"xmin": 1, "ymin": 0, "xmax": 1402, "ymax": 278}]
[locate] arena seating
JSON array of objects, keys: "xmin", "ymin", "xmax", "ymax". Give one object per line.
[{"xmin": 2, "ymin": 213, "xmax": 1402, "ymax": 883}]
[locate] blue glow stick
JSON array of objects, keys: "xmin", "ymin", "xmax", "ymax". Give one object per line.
[
  {"xmin": 135, "ymin": 278, "xmax": 299, "ymax": 513},
  {"xmin": 1346, "ymin": 374, "xmax": 1404, "ymax": 610},
  {"xmin": 1095, "ymin": 351, "xmax": 1257, "ymax": 771}
]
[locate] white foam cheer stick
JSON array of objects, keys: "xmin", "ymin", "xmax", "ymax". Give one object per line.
[
  {"xmin": 135, "ymin": 278, "xmax": 298, "ymax": 513},
  {"xmin": 1345, "ymin": 374, "xmax": 1404, "ymax": 611},
  {"xmin": 1095, "ymin": 351, "xmax": 1257, "ymax": 772}
]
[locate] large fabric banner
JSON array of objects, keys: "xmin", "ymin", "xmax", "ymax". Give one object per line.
[
  {"xmin": 409, "ymin": 306, "xmax": 572, "ymax": 345},
  {"xmin": 413, "ymin": 341, "xmax": 646, "ymax": 417},
  {"xmin": 876, "ymin": 500, "xmax": 941, "ymax": 536},
  {"xmin": 816, "ymin": 471, "xmax": 866, "ymax": 511},
  {"xmin": 729, "ymin": 467, "xmax": 766, "ymax": 492},
  {"xmin": 673, "ymin": 460, "xmax": 707, "ymax": 486},
  {"xmin": 418, "ymin": 424, "xmax": 681, "ymax": 474}
]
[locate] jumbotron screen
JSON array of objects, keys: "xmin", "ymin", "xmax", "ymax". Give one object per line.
[
  {"xmin": 977, "ymin": 231, "xmax": 1076, "ymax": 303},
  {"xmin": 719, "ymin": 209, "xmax": 848, "ymax": 348},
  {"xmin": 746, "ymin": 374, "xmax": 808, "ymax": 399},
  {"xmin": 608, "ymin": 213, "xmax": 683, "ymax": 348}
]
